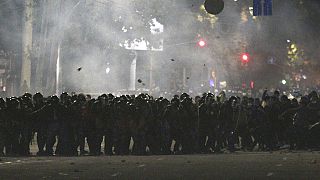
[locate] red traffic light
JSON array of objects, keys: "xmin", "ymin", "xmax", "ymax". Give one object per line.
[
  {"xmin": 198, "ymin": 39, "xmax": 206, "ymax": 47},
  {"xmin": 241, "ymin": 53, "xmax": 249, "ymax": 63}
]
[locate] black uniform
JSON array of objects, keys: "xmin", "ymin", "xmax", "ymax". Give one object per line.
[
  {"xmin": 5, "ymin": 99, "xmax": 22, "ymax": 155},
  {"xmin": 20, "ymin": 97, "xmax": 34, "ymax": 155},
  {"xmin": 35, "ymin": 96, "xmax": 67, "ymax": 155},
  {"xmin": 163, "ymin": 99, "xmax": 180, "ymax": 154},
  {"xmin": 0, "ymin": 99, "xmax": 6, "ymax": 156}
]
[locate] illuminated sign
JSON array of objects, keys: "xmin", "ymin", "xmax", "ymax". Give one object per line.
[{"xmin": 253, "ymin": 0, "xmax": 272, "ymax": 16}]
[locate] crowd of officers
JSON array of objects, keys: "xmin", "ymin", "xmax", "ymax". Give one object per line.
[{"xmin": 0, "ymin": 90, "xmax": 319, "ymax": 157}]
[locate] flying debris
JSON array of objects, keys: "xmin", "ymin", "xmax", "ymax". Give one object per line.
[
  {"xmin": 77, "ymin": 67, "xmax": 82, "ymax": 71},
  {"xmin": 170, "ymin": 59, "xmax": 175, "ymax": 62},
  {"xmin": 204, "ymin": 64, "xmax": 206, "ymax": 66},
  {"xmin": 137, "ymin": 79, "xmax": 143, "ymax": 83},
  {"xmin": 187, "ymin": 77, "xmax": 190, "ymax": 80}
]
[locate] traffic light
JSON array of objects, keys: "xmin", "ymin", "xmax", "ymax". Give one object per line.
[
  {"xmin": 241, "ymin": 53, "xmax": 249, "ymax": 63},
  {"xmin": 198, "ymin": 39, "xmax": 206, "ymax": 47}
]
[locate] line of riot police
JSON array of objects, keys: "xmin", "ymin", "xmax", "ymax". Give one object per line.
[{"xmin": 0, "ymin": 90, "xmax": 319, "ymax": 156}]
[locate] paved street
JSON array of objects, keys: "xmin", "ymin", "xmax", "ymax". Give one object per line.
[{"xmin": 0, "ymin": 152, "xmax": 319, "ymax": 179}]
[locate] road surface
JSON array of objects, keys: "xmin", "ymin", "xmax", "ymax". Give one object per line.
[{"xmin": 0, "ymin": 151, "xmax": 319, "ymax": 179}]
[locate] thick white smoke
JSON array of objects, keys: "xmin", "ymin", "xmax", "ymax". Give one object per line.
[{"xmin": 0, "ymin": 0, "xmax": 319, "ymax": 97}]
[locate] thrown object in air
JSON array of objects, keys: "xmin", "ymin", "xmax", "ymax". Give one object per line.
[{"xmin": 204, "ymin": 0, "xmax": 224, "ymax": 15}]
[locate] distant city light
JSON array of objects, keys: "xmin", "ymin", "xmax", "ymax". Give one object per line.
[
  {"xmin": 282, "ymin": 80, "xmax": 287, "ymax": 85},
  {"xmin": 243, "ymin": 54, "xmax": 248, "ymax": 61},
  {"xmin": 106, "ymin": 67, "xmax": 111, "ymax": 74},
  {"xmin": 249, "ymin": 7, "xmax": 254, "ymax": 16},
  {"xmin": 198, "ymin": 39, "xmax": 206, "ymax": 47},
  {"xmin": 219, "ymin": 81, "xmax": 227, "ymax": 89},
  {"xmin": 302, "ymin": 75, "xmax": 307, "ymax": 80}
]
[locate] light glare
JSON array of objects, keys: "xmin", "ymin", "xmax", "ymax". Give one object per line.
[{"xmin": 198, "ymin": 39, "xmax": 206, "ymax": 47}]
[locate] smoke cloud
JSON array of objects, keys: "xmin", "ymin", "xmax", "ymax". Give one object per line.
[{"xmin": 0, "ymin": 0, "xmax": 319, "ymax": 97}]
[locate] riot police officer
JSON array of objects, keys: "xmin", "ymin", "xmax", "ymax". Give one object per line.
[
  {"xmin": 20, "ymin": 94, "xmax": 34, "ymax": 155},
  {"xmin": 0, "ymin": 98, "xmax": 6, "ymax": 156},
  {"xmin": 5, "ymin": 98, "xmax": 22, "ymax": 155},
  {"xmin": 33, "ymin": 93, "xmax": 47, "ymax": 155},
  {"xmin": 163, "ymin": 96, "xmax": 181, "ymax": 154}
]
